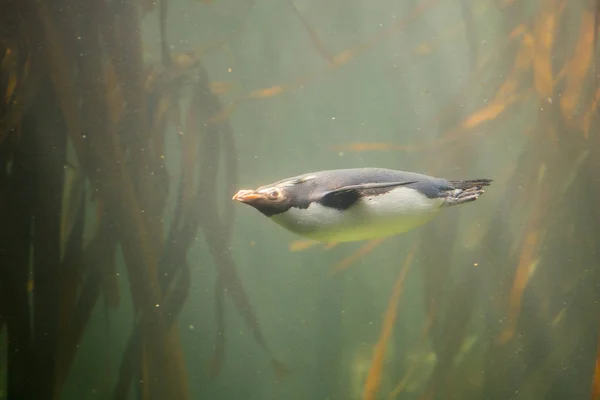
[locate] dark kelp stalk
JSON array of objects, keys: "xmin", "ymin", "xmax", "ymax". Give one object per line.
[{"xmin": 0, "ymin": 0, "xmax": 280, "ymax": 399}]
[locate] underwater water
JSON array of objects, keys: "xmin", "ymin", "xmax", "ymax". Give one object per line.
[{"xmin": 1, "ymin": 0, "xmax": 600, "ymax": 399}]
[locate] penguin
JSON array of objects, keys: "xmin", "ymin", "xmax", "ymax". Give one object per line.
[{"xmin": 232, "ymin": 168, "xmax": 492, "ymax": 243}]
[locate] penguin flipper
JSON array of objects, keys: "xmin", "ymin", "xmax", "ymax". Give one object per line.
[{"xmin": 317, "ymin": 181, "xmax": 417, "ymax": 210}]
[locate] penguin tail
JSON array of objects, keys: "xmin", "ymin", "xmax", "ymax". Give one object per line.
[
  {"xmin": 448, "ymin": 179, "xmax": 493, "ymax": 190},
  {"xmin": 443, "ymin": 178, "xmax": 492, "ymax": 207}
]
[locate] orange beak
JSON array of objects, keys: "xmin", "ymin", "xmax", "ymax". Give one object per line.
[{"xmin": 232, "ymin": 189, "xmax": 263, "ymax": 202}]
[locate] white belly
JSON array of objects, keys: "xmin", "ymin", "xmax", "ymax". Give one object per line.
[{"xmin": 270, "ymin": 187, "xmax": 444, "ymax": 242}]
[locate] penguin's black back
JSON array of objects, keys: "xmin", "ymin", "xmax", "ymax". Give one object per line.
[{"xmin": 275, "ymin": 168, "xmax": 452, "ymax": 200}]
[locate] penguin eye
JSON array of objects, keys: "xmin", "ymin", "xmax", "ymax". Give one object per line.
[{"xmin": 267, "ymin": 189, "xmax": 280, "ymax": 200}]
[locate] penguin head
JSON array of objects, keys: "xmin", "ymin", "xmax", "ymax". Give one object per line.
[
  {"xmin": 232, "ymin": 175, "xmax": 316, "ymax": 217},
  {"xmin": 232, "ymin": 184, "xmax": 296, "ymax": 217}
]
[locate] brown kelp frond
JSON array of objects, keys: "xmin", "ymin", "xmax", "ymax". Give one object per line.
[
  {"xmin": 328, "ymin": 18, "xmax": 532, "ymax": 156},
  {"xmin": 290, "ymin": 2, "xmax": 336, "ymax": 66},
  {"xmin": 362, "ymin": 246, "xmax": 416, "ymax": 400},
  {"xmin": 0, "ymin": 40, "xmax": 42, "ymax": 147},
  {"xmin": 208, "ymin": 275, "xmax": 226, "ymax": 378},
  {"xmin": 21, "ymin": 0, "xmax": 196, "ymax": 397},
  {"xmin": 592, "ymin": 327, "xmax": 600, "ymax": 400},
  {"xmin": 496, "ymin": 191, "xmax": 546, "ymax": 345},
  {"xmin": 187, "ymin": 71, "xmax": 287, "ymax": 380},
  {"xmin": 330, "ymin": 238, "xmax": 386, "ymax": 276},
  {"xmin": 289, "ymin": 239, "xmax": 339, "ymax": 252},
  {"xmin": 335, "ymin": 4, "xmax": 600, "ymax": 399},
  {"xmin": 56, "ymin": 211, "xmax": 116, "ymax": 390},
  {"xmin": 530, "ymin": 0, "xmax": 564, "ymax": 99},
  {"xmin": 202, "ymin": 0, "xmax": 436, "ymax": 125},
  {"xmin": 330, "ymin": 142, "xmax": 417, "ymax": 153},
  {"xmin": 559, "ymin": 11, "xmax": 595, "ymax": 123}
]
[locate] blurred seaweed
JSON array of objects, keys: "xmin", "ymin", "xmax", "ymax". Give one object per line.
[
  {"xmin": 0, "ymin": 0, "xmax": 278, "ymax": 399},
  {"xmin": 290, "ymin": 1, "xmax": 600, "ymax": 399}
]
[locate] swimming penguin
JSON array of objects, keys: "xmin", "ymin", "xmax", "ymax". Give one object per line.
[{"xmin": 232, "ymin": 168, "xmax": 492, "ymax": 243}]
